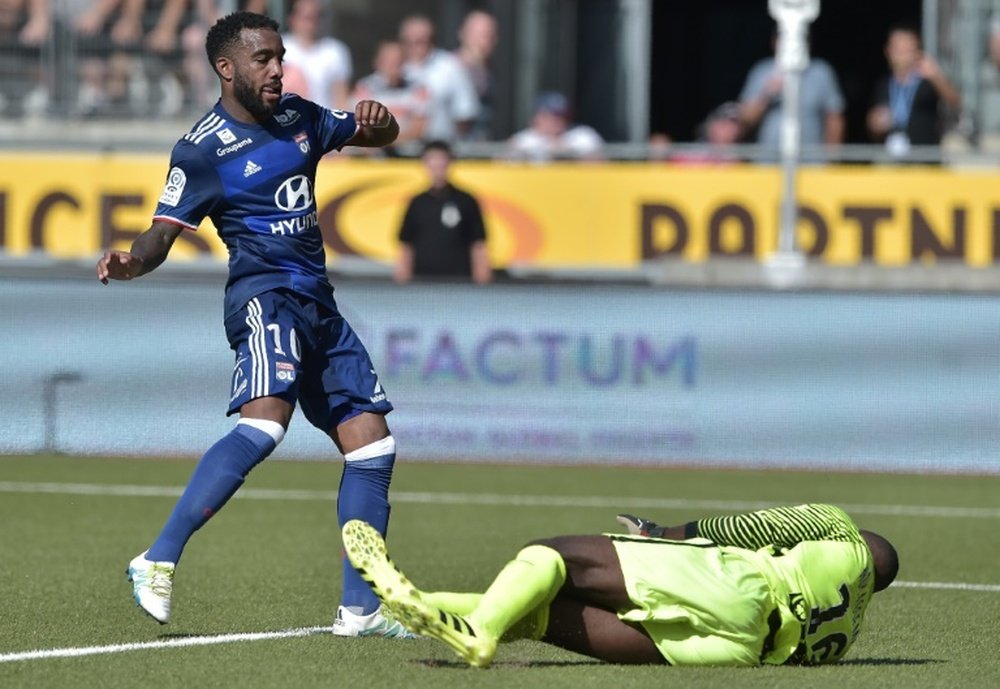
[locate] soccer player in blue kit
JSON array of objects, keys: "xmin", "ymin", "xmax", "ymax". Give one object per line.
[{"xmin": 96, "ymin": 11, "xmax": 412, "ymax": 637}]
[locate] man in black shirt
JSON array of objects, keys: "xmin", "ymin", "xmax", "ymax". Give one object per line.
[
  {"xmin": 867, "ymin": 26, "xmax": 961, "ymax": 155},
  {"xmin": 394, "ymin": 140, "xmax": 492, "ymax": 283}
]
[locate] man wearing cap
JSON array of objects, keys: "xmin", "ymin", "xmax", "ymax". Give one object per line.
[{"xmin": 505, "ymin": 91, "xmax": 605, "ymax": 162}]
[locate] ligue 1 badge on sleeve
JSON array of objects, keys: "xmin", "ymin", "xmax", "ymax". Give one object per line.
[
  {"xmin": 294, "ymin": 132, "xmax": 310, "ymax": 155},
  {"xmin": 159, "ymin": 167, "xmax": 187, "ymax": 207}
]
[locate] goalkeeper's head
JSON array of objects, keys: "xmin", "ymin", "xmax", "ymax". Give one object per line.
[{"xmin": 860, "ymin": 530, "xmax": 899, "ymax": 592}]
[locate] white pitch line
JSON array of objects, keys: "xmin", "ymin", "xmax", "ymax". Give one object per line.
[
  {"xmin": 0, "ymin": 481, "xmax": 998, "ymax": 519},
  {"xmin": 892, "ymin": 580, "xmax": 1000, "ymax": 592},
  {"xmin": 0, "ymin": 482, "xmax": 186, "ymax": 498},
  {"xmin": 2, "ymin": 580, "xmax": 997, "ymax": 665},
  {"xmin": 0, "ymin": 626, "xmax": 334, "ymax": 664}
]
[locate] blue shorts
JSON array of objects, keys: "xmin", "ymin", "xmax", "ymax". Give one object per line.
[{"xmin": 224, "ymin": 289, "xmax": 393, "ymax": 431}]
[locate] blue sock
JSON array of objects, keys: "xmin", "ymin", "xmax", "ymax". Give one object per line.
[
  {"xmin": 146, "ymin": 421, "xmax": 281, "ymax": 564},
  {"xmin": 338, "ymin": 436, "xmax": 395, "ymax": 614}
]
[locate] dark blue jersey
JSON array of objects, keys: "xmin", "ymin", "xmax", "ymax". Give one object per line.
[{"xmin": 152, "ymin": 94, "xmax": 358, "ymax": 317}]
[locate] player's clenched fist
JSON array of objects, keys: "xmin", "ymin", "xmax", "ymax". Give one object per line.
[
  {"xmin": 354, "ymin": 100, "xmax": 392, "ymax": 128},
  {"xmin": 97, "ymin": 250, "xmax": 144, "ymax": 284}
]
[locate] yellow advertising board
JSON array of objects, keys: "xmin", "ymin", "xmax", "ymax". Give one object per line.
[{"xmin": 1, "ymin": 152, "xmax": 998, "ymax": 267}]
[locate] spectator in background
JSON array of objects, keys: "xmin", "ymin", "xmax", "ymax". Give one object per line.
[
  {"xmin": 180, "ymin": 0, "xmax": 268, "ymax": 111},
  {"xmin": 7, "ymin": 0, "xmax": 47, "ymax": 45},
  {"xmin": 670, "ymin": 101, "xmax": 745, "ymax": 166},
  {"xmin": 72, "ymin": 0, "xmax": 147, "ymax": 116},
  {"xmin": 0, "ymin": 0, "xmax": 49, "ymax": 117},
  {"xmin": 395, "ymin": 140, "xmax": 491, "ymax": 284},
  {"xmin": 646, "ymin": 132, "xmax": 673, "ymax": 162},
  {"xmin": 978, "ymin": 17, "xmax": 1000, "ymax": 149},
  {"xmin": 281, "ymin": 0, "xmax": 352, "ymax": 111},
  {"xmin": 76, "ymin": 0, "xmax": 231, "ymax": 119},
  {"xmin": 505, "ymin": 91, "xmax": 605, "ymax": 162},
  {"xmin": 130, "ymin": 0, "xmax": 191, "ymax": 117},
  {"xmin": 738, "ymin": 29, "xmax": 844, "ymax": 156},
  {"xmin": 453, "ymin": 9, "xmax": 498, "ymax": 141},
  {"xmin": 867, "ymin": 25, "xmax": 961, "ymax": 156},
  {"xmin": 6, "ymin": 0, "xmax": 51, "ymax": 46},
  {"xmin": 400, "ymin": 14, "xmax": 479, "ymax": 142},
  {"xmin": 144, "ymin": 0, "xmax": 185, "ymax": 55},
  {"xmin": 352, "ymin": 40, "xmax": 428, "ymax": 150}
]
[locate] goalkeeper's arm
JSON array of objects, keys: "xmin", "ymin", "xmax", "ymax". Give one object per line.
[{"xmin": 617, "ymin": 504, "xmax": 861, "ymax": 550}]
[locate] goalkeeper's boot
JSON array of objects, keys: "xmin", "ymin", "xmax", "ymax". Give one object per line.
[
  {"xmin": 126, "ymin": 551, "xmax": 174, "ymax": 624},
  {"xmin": 333, "ymin": 604, "xmax": 419, "ymax": 639},
  {"xmin": 342, "ymin": 519, "xmax": 497, "ymax": 667}
]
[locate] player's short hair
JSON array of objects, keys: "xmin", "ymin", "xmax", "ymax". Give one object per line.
[
  {"xmin": 206, "ymin": 11, "xmax": 280, "ymax": 72},
  {"xmin": 422, "ymin": 140, "xmax": 453, "ymax": 158}
]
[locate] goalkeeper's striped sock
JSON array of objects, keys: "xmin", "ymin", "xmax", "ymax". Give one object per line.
[{"xmin": 467, "ymin": 545, "xmax": 566, "ymax": 640}]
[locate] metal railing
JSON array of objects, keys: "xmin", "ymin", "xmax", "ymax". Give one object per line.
[
  {"xmin": 3, "ymin": 1, "xmax": 1000, "ymax": 167},
  {"xmin": 0, "ymin": 115, "xmax": 990, "ymax": 167}
]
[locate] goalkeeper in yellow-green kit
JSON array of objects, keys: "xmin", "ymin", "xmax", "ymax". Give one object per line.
[{"xmin": 342, "ymin": 503, "xmax": 898, "ymax": 668}]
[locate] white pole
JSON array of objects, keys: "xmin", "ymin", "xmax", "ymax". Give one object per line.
[
  {"xmin": 778, "ymin": 68, "xmax": 801, "ymax": 254},
  {"xmin": 768, "ymin": 0, "xmax": 819, "ymax": 268},
  {"xmin": 621, "ymin": 0, "xmax": 652, "ymax": 143},
  {"xmin": 923, "ymin": 0, "xmax": 938, "ymax": 60}
]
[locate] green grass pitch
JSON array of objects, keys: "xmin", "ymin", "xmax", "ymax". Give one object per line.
[{"xmin": 1, "ymin": 454, "xmax": 998, "ymax": 689}]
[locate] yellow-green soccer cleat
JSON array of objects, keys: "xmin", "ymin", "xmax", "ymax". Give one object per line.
[{"xmin": 341, "ymin": 520, "xmax": 498, "ymax": 667}]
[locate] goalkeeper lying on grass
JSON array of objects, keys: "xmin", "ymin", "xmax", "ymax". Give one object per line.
[{"xmin": 342, "ymin": 503, "xmax": 898, "ymax": 668}]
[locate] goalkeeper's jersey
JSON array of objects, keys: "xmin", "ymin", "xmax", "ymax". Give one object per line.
[{"xmin": 695, "ymin": 504, "xmax": 875, "ymax": 665}]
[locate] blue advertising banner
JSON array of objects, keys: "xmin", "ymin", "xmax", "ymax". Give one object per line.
[{"xmin": 1, "ymin": 276, "xmax": 997, "ymax": 474}]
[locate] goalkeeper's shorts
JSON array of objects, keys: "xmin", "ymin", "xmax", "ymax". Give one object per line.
[{"xmin": 608, "ymin": 534, "xmax": 781, "ymax": 667}]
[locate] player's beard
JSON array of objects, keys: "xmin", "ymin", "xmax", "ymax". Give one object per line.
[{"xmin": 233, "ymin": 69, "xmax": 276, "ymax": 122}]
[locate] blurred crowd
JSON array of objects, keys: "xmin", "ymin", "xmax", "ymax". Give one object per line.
[
  {"xmin": 0, "ymin": 0, "xmax": 504, "ymax": 145},
  {"xmin": 4, "ymin": 1, "xmax": 1000, "ymax": 161},
  {"xmin": 660, "ymin": 24, "xmax": 966, "ymax": 165}
]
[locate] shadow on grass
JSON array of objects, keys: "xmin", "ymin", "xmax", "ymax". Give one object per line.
[
  {"xmin": 417, "ymin": 657, "xmax": 945, "ymax": 669},
  {"xmin": 416, "ymin": 659, "xmax": 601, "ymax": 669},
  {"xmin": 839, "ymin": 658, "xmax": 945, "ymax": 666}
]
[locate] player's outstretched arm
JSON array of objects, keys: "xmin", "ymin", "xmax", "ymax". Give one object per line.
[
  {"xmin": 346, "ymin": 100, "xmax": 399, "ymax": 148},
  {"xmin": 695, "ymin": 504, "xmax": 861, "ymax": 550},
  {"xmin": 97, "ymin": 220, "xmax": 183, "ymax": 284},
  {"xmin": 616, "ymin": 504, "xmax": 862, "ymax": 548}
]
